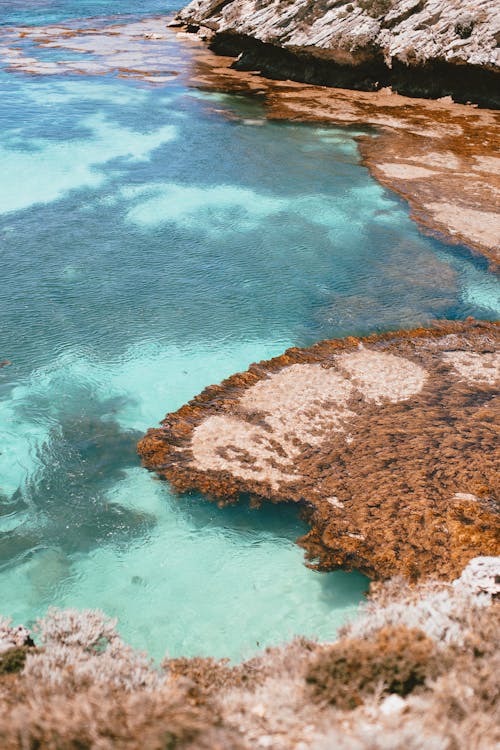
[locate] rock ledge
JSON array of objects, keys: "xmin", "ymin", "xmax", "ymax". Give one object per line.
[
  {"xmin": 178, "ymin": 0, "xmax": 500, "ymax": 107},
  {"xmin": 138, "ymin": 320, "xmax": 500, "ymax": 581}
]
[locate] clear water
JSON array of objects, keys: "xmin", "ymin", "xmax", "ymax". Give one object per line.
[
  {"xmin": 0, "ymin": 2, "xmax": 499, "ymax": 661},
  {"xmin": 0, "ymin": 0, "xmax": 177, "ymax": 27}
]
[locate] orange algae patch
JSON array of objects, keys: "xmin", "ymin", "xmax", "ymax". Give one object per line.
[{"xmin": 138, "ymin": 321, "xmax": 500, "ymax": 581}]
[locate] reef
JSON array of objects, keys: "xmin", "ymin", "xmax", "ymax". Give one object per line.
[
  {"xmin": 139, "ymin": 320, "xmax": 500, "ymax": 581},
  {"xmin": 0, "ymin": 557, "xmax": 498, "ymax": 749},
  {"xmin": 177, "ymin": 0, "xmax": 500, "ymax": 108}
]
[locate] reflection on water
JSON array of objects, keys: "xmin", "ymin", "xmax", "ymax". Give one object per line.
[{"xmin": 0, "ymin": 14, "xmax": 499, "ymax": 660}]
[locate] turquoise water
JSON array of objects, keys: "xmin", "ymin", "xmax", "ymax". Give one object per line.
[
  {"xmin": 0, "ymin": 3, "xmax": 499, "ymax": 661},
  {"xmin": 0, "ymin": 0, "xmax": 176, "ymax": 26}
]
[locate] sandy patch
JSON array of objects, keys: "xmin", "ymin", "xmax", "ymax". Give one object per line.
[
  {"xmin": 424, "ymin": 203, "xmax": 500, "ymax": 251},
  {"xmin": 377, "ymin": 163, "xmax": 438, "ymax": 180},
  {"xmin": 337, "ymin": 349, "xmax": 428, "ymax": 403},
  {"xmin": 191, "ymin": 414, "xmax": 298, "ymax": 487},
  {"xmin": 192, "ymin": 354, "xmax": 430, "ymax": 485},
  {"xmin": 442, "ymin": 351, "xmax": 500, "ymax": 385},
  {"xmin": 473, "ymin": 155, "xmax": 500, "ymax": 174},
  {"xmin": 240, "ymin": 363, "xmax": 355, "ymax": 445}
]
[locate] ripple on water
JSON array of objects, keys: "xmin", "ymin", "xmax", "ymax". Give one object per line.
[
  {"xmin": 0, "ymin": 340, "xmax": 369, "ymax": 661},
  {"xmin": 0, "ymin": 37, "xmax": 498, "ymax": 658}
]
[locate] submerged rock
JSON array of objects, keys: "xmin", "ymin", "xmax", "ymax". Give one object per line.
[
  {"xmin": 138, "ymin": 320, "xmax": 500, "ymax": 581},
  {"xmin": 178, "ymin": 0, "xmax": 500, "ymax": 107}
]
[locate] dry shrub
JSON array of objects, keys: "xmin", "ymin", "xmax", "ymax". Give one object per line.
[
  {"xmin": 0, "ymin": 617, "xmax": 33, "ymax": 653},
  {"xmin": 343, "ymin": 559, "xmax": 499, "ymax": 646},
  {"xmin": 315, "ymin": 721, "xmax": 449, "ymax": 750},
  {"xmin": 165, "ymin": 655, "xmax": 259, "ymax": 700},
  {"xmin": 0, "ymin": 577, "xmax": 498, "ymax": 749},
  {"xmin": 0, "ymin": 647, "xmax": 32, "ymax": 676},
  {"xmin": 0, "ymin": 609, "xmax": 243, "ymax": 750},
  {"xmin": 306, "ymin": 626, "xmax": 445, "ymax": 709},
  {"xmin": 0, "ymin": 684, "xmax": 234, "ymax": 750},
  {"xmin": 314, "ymin": 603, "xmax": 500, "ymax": 750},
  {"xmin": 23, "ymin": 608, "xmax": 166, "ymax": 692}
]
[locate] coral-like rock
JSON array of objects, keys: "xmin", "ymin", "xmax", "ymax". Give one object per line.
[{"xmin": 138, "ymin": 320, "xmax": 500, "ymax": 580}]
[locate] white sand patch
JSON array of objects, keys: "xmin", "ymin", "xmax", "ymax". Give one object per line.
[
  {"xmin": 377, "ymin": 163, "xmax": 437, "ymax": 180},
  {"xmin": 408, "ymin": 151, "xmax": 461, "ymax": 170},
  {"xmin": 337, "ymin": 349, "xmax": 428, "ymax": 403},
  {"xmin": 240, "ymin": 364, "xmax": 355, "ymax": 446},
  {"xmin": 424, "ymin": 202, "xmax": 500, "ymax": 251},
  {"xmin": 123, "ymin": 183, "xmax": 287, "ymax": 232},
  {"xmin": 472, "ymin": 156, "xmax": 500, "ymax": 174},
  {"xmin": 191, "ymin": 365, "xmax": 357, "ymax": 487},
  {"xmin": 442, "ymin": 352, "xmax": 500, "ymax": 385},
  {"xmin": 191, "ymin": 415, "xmax": 298, "ymax": 488},
  {"xmin": 190, "ymin": 354, "xmax": 431, "ymax": 486},
  {"xmin": 0, "ymin": 113, "xmax": 177, "ymax": 214}
]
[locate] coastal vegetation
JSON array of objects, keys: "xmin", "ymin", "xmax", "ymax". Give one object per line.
[{"xmin": 1, "ymin": 559, "xmax": 498, "ymax": 748}]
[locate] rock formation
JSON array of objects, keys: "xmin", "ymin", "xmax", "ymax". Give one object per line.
[
  {"xmin": 139, "ymin": 320, "xmax": 500, "ymax": 581},
  {"xmin": 177, "ymin": 0, "xmax": 500, "ymax": 106}
]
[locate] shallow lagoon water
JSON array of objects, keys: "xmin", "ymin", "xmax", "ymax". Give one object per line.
[{"xmin": 0, "ymin": 4, "xmax": 499, "ymax": 660}]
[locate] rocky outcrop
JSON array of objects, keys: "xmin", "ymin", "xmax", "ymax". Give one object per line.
[
  {"xmin": 177, "ymin": 0, "xmax": 500, "ymax": 106},
  {"xmin": 138, "ymin": 320, "xmax": 500, "ymax": 581}
]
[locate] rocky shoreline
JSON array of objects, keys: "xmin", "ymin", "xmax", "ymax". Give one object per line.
[
  {"xmin": 1, "ymin": 557, "xmax": 499, "ymax": 749},
  {"xmin": 177, "ymin": 21, "xmax": 500, "ymax": 267},
  {"xmin": 177, "ymin": 0, "xmax": 500, "ymax": 108},
  {"xmin": 139, "ymin": 320, "xmax": 500, "ymax": 581}
]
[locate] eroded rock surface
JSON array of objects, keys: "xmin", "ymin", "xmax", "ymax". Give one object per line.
[
  {"xmin": 179, "ymin": 0, "xmax": 500, "ymax": 106},
  {"xmin": 139, "ymin": 320, "xmax": 500, "ymax": 580}
]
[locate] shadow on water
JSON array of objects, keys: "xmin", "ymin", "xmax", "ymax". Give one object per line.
[
  {"xmin": 0, "ymin": 410, "xmax": 152, "ymax": 568},
  {"xmin": 178, "ymin": 490, "xmax": 371, "ymax": 602}
]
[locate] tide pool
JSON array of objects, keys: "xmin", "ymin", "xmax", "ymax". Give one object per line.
[{"xmin": 0, "ymin": 11, "xmax": 499, "ymax": 661}]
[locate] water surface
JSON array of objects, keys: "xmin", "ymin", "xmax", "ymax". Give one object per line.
[{"xmin": 0, "ymin": 3, "xmax": 498, "ymax": 660}]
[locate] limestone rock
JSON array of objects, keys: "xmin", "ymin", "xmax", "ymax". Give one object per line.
[{"xmin": 178, "ymin": 0, "xmax": 500, "ymax": 105}]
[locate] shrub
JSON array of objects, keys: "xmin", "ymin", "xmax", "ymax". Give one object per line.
[
  {"xmin": 23, "ymin": 608, "xmax": 166, "ymax": 692},
  {"xmin": 306, "ymin": 626, "xmax": 446, "ymax": 709},
  {"xmin": 0, "ymin": 647, "xmax": 32, "ymax": 676},
  {"xmin": 0, "ymin": 686, "xmax": 233, "ymax": 750},
  {"xmin": 455, "ymin": 19, "xmax": 475, "ymax": 39}
]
